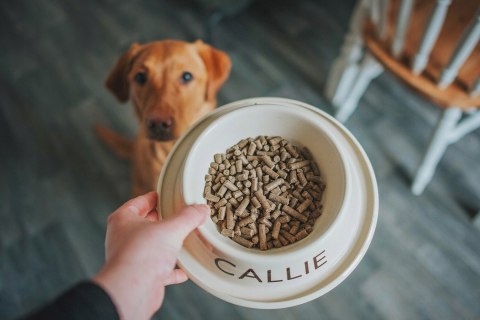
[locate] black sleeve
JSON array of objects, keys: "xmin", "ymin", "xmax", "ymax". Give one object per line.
[{"xmin": 21, "ymin": 281, "xmax": 119, "ymax": 320}]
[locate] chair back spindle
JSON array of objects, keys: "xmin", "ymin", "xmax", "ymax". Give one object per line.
[
  {"xmin": 439, "ymin": 10, "xmax": 480, "ymax": 89},
  {"xmin": 412, "ymin": 0, "xmax": 452, "ymax": 74},
  {"xmin": 391, "ymin": 0, "xmax": 414, "ymax": 58}
]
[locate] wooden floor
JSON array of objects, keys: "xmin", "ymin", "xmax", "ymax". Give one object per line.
[{"xmin": 1, "ymin": 0, "xmax": 479, "ymax": 319}]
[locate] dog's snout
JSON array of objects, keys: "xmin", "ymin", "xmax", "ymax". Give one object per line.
[{"xmin": 147, "ymin": 117, "xmax": 175, "ymax": 141}]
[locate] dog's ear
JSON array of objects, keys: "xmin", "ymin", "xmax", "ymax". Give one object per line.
[
  {"xmin": 105, "ymin": 43, "xmax": 142, "ymax": 102},
  {"xmin": 195, "ymin": 40, "xmax": 232, "ymax": 102}
]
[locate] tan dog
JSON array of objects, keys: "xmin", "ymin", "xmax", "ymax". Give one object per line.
[{"xmin": 97, "ymin": 40, "xmax": 231, "ymax": 195}]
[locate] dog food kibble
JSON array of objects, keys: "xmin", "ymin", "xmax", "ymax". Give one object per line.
[{"xmin": 203, "ymin": 136, "xmax": 326, "ymax": 250}]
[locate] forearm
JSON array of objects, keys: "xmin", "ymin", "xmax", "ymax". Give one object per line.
[{"xmin": 21, "ymin": 281, "xmax": 119, "ymax": 320}]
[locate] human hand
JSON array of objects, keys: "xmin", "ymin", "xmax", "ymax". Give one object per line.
[{"xmin": 93, "ymin": 192, "xmax": 209, "ymax": 320}]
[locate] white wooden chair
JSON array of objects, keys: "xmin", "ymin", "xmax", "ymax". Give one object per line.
[{"xmin": 326, "ymin": 0, "xmax": 480, "ymax": 195}]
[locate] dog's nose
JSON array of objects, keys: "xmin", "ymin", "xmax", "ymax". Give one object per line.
[{"xmin": 147, "ymin": 117, "xmax": 175, "ymax": 141}]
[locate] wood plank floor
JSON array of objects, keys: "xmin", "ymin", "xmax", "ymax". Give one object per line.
[{"xmin": 1, "ymin": 0, "xmax": 479, "ymax": 319}]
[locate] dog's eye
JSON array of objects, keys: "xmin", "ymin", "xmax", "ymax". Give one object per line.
[
  {"xmin": 181, "ymin": 71, "xmax": 193, "ymax": 84},
  {"xmin": 134, "ymin": 72, "xmax": 147, "ymax": 85}
]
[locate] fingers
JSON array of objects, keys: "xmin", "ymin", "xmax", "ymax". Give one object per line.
[
  {"xmin": 117, "ymin": 192, "xmax": 158, "ymax": 217},
  {"xmin": 163, "ymin": 268, "xmax": 188, "ymax": 286},
  {"xmin": 163, "ymin": 205, "xmax": 210, "ymax": 242}
]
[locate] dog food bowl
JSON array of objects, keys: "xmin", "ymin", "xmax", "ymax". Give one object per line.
[
  {"xmin": 157, "ymin": 98, "xmax": 378, "ymax": 309},
  {"xmin": 182, "ymin": 105, "xmax": 350, "ymax": 263}
]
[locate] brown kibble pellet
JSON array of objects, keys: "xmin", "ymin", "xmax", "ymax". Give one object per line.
[
  {"xmin": 296, "ymin": 198, "xmax": 312, "ymax": 213},
  {"xmin": 254, "ymin": 190, "xmax": 271, "ymax": 212},
  {"xmin": 239, "ymin": 154, "xmax": 248, "ymax": 165},
  {"xmin": 232, "ymin": 190, "xmax": 243, "ymax": 198},
  {"xmin": 247, "ymin": 142, "xmax": 257, "ymax": 155},
  {"xmin": 236, "ymin": 172, "xmax": 248, "ymax": 181},
  {"xmin": 204, "ymin": 184, "xmax": 212, "ymax": 196},
  {"xmin": 218, "ymin": 206, "xmax": 226, "ymax": 220},
  {"xmin": 241, "ymin": 227, "xmax": 255, "ymax": 237},
  {"xmin": 264, "ymin": 178, "xmax": 284, "ymax": 192},
  {"xmin": 302, "ymin": 190, "xmax": 313, "ymax": 200},
  {"xmin": 289, "ymin": 160, "xmax": 310, "ymax": 170},
  {"xmin": 234, "ymin": 236, "xmax": 254, "ymax": 248},
  {"xmin": 221, "ymin": 228, "xmax": 234, "ymax": 237},
  {"xmin": 306, "ymin": 173, "xmax": 323, "ymax": 185},
  {"xmin": 297, "ymin": 169, "xmax": 308, "ymax": 186},
  {"xmin": 238, "ymin": 216, "xmax": 255, "ymax": 227},
  {"xmin": 214, "ymin": 153, "xmax": 223, "ymax": 164},
  {"xmin": 262, "ymin": 155, "xmax": 275, "ymax": 168},
  {"xmin": 280, "ymin": 230, "xmax": 296, "ymax": 243},
  {"xmin": 271, "ymin": 210, "xmax": 282, "ymax": 219},
  {"xmin": 234, "ymin": 225, "xmax": 241, "ymax": 237},
  {"xmin": 268, "ymin": 192, "xmax": 290, "ymax": 205},
  {"xmin": 278, "ymin": 235, "xmax": 289, "ymax": 246},
  {"xmin": 289, "ymin": 170, "xmax": 298, "ymax": 184},
  {"xmin": 249, "ymin": 223, "xmax": 258, "ymax": 234},
  {"xmin": 272, "ymin": 220, "xmax": 281, "ymax": 239},
  {"xmin": 310, "ymin": 189, "xmax": 323, "ymax": 200},
  {"xmin": 228, "ymin": 198, "xmax": 239, "ymax": 207},
  {"xmin": 204, "ymin": 136, "xmax": 325, "ymax": 250},
  {"xmin": 259, "ymin": 136, "xmax": 267, "ymax": 145},
  {"xmin": 262, "ymin": 165, "xmax": 279, "ymax": 179},
  {"xmin": 271, "ymin": 187, "xmax": 281, "ymax": 195},
  {"xmin": 251, "ymin": 177, "xmax": 259, "ymax": 192},
  {"xmin": 263, "ymin": 175, "xmax": 270, "ymax": 184},
  {"xmin": 278, "ymin": 215, "xmax": 291, "ymax": 224},
  {"xmin": 217, "ymin": 185, "xmax": 227, "ymax": 197},
  {"xmin": 251, "ymin": 196, "xmax": 261, "ymax": 208},
  {"xmin": 259, "ymin": 217, "xmax": 272, "ymax": 228},
  {"xmin": 295, "ymin": 229, "xmax": 309, "ymax": 241},
  {"xmin": 212, "ymin": 182, "xmax": 222, "ymax": 192},
  {"xmin": 205, "ymin": 193, "xmax": 220, "ymax": 202},
  {"xmin": 292, "ymin": 190, "xmax": 304, "ymax": 202},
  {"xmin": 289, "ymin": 223, "xmax": 299, "ymax": 235},
  {"xmin": 235, "ymin": 196, "xmax": 250, "ymax": 216},
  {"xmin": 269, "ymin": 136, "xmax": 282, "ymax": 145},
  {"xmin": 214, "ymin": 198, "xmax": 227, "ymax": 209},
  {"xmin": 283, "ymin": 205, "xmax": 308, "ymax": 223},
  {"xmin": 226, "ymin": 205, "xmax": 234, "ymax": 229},
  {"xmin": 235, "ymin": 159, "xmax": 243, "ymax": 172},
  {"xmin": 285, "ymin": 144, "xmax": 299, "ymax": 158},
  {"xmin": 259, "ymin": 224, "xmax": 267, "ymax": 250},
  {"xmin": 277, "ymin": 169, "xmax": 288, "ymax": 179}
]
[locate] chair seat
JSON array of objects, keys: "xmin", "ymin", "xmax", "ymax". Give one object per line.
[
  {"xmin": 362, "ymin": 0, "xmax": 480, "ymax": 110},
  {"xmin": 363, "ymin": 21, "xmax": 480, "ymax": 110}
]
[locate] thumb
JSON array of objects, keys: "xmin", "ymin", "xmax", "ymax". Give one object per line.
[{"xmin": 163, "ymin": 204, "xmax": 210, "ymax": 242}]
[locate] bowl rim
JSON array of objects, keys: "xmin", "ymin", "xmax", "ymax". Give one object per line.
[{"xmin": 182, "ymin": 103, "xmax": 351, "ymax": 262}]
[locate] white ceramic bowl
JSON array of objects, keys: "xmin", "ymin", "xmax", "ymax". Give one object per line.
[
  {"xmin": 182, "ymin": 104, "xmax": 350, "ymax": 263},
  {"xmin": 157, "ymin": 97, "xmax": 378, "ymax": 308}
]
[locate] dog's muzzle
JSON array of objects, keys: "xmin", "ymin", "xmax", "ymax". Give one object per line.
[{"xmin": 147, "ymin": 117, "xmax": 175, "ymax": 141}]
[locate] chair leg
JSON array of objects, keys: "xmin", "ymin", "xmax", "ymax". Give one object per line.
[
  {"xmin": 325, "ymin": 0, "xmax": 369, "ymax": 106},
  {"xmin": 335, "ymin": 53, "xmax": 383, "ymax": 123},
  {"xmin": 411, "ymin": 108, "xmax": 462, "ymax": 195}
]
